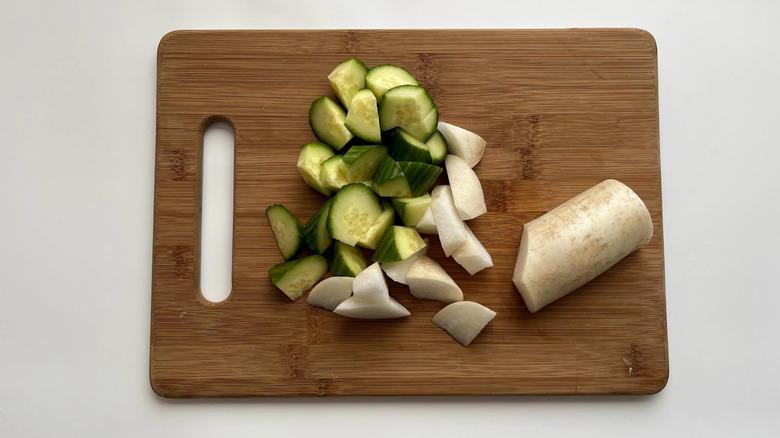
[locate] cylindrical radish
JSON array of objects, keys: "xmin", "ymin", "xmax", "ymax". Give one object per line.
[{"xmin": 512, "ymin": 179, "xmax": 653, "ymax": 313}]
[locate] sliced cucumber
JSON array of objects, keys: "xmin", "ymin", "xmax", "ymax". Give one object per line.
[
  {"xmin": 328, "ymin": 58, "xmax": 368, "ymax": 110},
  {"xmin": 391, "ymin": 194, "xmax": 432, "ymax": 227},
  {"xmin": 309, "ymin": 96, "xmax": 354, "ymax": 151},
  {"xmin": 320, "ymin": 155, "xmax": 349, "ymax": 191},
  {"xmin": 341, "ymin": 144, "xmax": 388, "ymax": 183},
  {"xmin": 266, "ymin": 204, "xmax": 304, "ymax": 260},
  {"xmin": 378, "ymin": 85, "xmax": 438, "ymax": 142},
  {"xmin": 365, "ymin": 64, "xmax": 419, "ymax": 100},
  {"xmin": 397, "ymin": 161, "xmax": 443, "ymax": 197},
  {"xmin": 327, "ymin": 183, "xmax": 384, "ymax": 246},
  {"xmin": 269, "ymin": 254, "xmax": 328, "ymax": 300},
  {"xmin": 345, "ymin": 89, "xmax": 381, "ymax": 143},
  {"xmin": 331, "ymin": 241, "xmax": 368, "ymax": 277},
  {"xmin": 303, "ymin": 197, "xmax": 334, "ymax": 254},
  {"xmin": 357, "ymin": 202, "xmax": 396, "ymax": 249},
  {"xmin": 373, "ymin": 226, "xmax": 427, "ymax": 262},
  {"xmin": 390, "ymin": 128, "xmax": 432, "ymax": 163},
  {"xmin": 297, "ymin": 142, "xmax": 335, "ymax": 196},
  {"xmin": 372, "ymin": 156, "xmax": 412, "ymax": 198},
  {"xmin": 425, "ymin": 130, "xmax": 447, "ymax": 166}
]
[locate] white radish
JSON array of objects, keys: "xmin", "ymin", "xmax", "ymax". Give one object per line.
[
  {"xmin": 381, "ymin": 240, "xmax": 428, "ymax": 284},
  {"xmin": 406, "ymin": 256, "xmax": 463, "ymax": 303},
  {"xmin": 452, "ymin": 223, "xmax": 493, "ymax": 275},
  {"xmin": 307, "ymin": 276, "xmax": 354, "ymax": 311},
  {"xmin": 414, "ymin": 206, "xmax": 437, "ymax": 234},
  {"xmin": 432, "ymin": 301, "xmax": 496, "ymax": 347},
  {"xmin": 430, "ymin": 185, "xmax": 468, "ymax": 257},
  {"xmin": 333, "ymin": 296, "xmax": 410, "ymax": 319},
  {"xmin": 445, "ymin": 154, "xmax": 487, "ymax": 220},
  {"xmin": 437, "ymin": 121, "xmax": 486, "ymax": 168},
  {"xmin": 351, "ymin": 262, "xmax": 390, "ymax": 305},
  {"xmin": 512, "ymin": 179, "xmax": 653, "ymax": 313}
]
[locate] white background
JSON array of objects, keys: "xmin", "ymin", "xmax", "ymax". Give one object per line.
[{"xmin": 2, "ymin": 0, "xmax": 778, "ymax": 436}]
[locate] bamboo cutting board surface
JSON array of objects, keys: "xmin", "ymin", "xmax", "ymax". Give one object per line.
[{"xmin": 151, "ymin": 29, "xmax": 667, "ymax": 397}]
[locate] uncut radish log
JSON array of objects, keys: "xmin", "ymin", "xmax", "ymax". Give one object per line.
[{"xmin": 512, "ymin": 179, "xmax": 653, "ymax": 313}]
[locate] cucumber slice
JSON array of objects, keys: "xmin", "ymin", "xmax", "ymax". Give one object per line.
[
  {"xmin": 309, "ymin": 96, "xmax": 354, "ymax": 150},
  {"xmin": 303, "ymin": 197, "xmax": 334, "ymax": 254},
  {"xmin": 425, "ymin": 130, "xmax": 447, "ymax": 166},
  {"xmin": 378, "ymin": 85, "xmax": 438, "ymax": 142},
  {"xmin": 341, "ymin": 144, "xmax": 388, "ymax": 183},
  {"xmin": 365, "ymin": 64, "xmax": 419, "ymax": 100},
  {"xmin": 397, "ymin": 161, "xmax": 443, "ymax": 197},
  {"xmin": 414, "ymin": 205, "xmax": 437, "ymax": 234},
  {"xmin": 390, "ymin": 128, "xmax": 432, "ymax": 163},
  {"xmin": 357, "ymin": 202, "xmax": 396, "ymax": 249},
  {"xmin": 331, "ymin": 241, "xmax": 368, "ymax": 277},
  {"xmin": 327, "ymin": 183, "xmax": 384, "ymax": 246},
  {"xmin": 372, "ymin": 156, "xmax": 412, "ymax": 198},
  {"xmin": 297, "ymin": 142, "xmax": 335, "ymax": 196},
  {"xmin": 344, "ymin": 89, "xmax": 381, "ymax": 143},
  {"xmin": 269, "ymin": 254, "xmax": 328, "ymax": 300},
  {"xmin": 320, "ymin": 155, "xmax": 349, "ymax": 191},
  {"xmin": 328, "ymin": 58, "xmax": 368, "ymax": 109},
  {"xmin": 373, "ymin": 226, "xmax": 427, "ymax": 262},
  {"xmin": 266, "ymin": 204, "xmax": 304, "ymax": 260},
  {"xmin": 391, "ymin": 194, "xmax": 432, "ymax": 227}
]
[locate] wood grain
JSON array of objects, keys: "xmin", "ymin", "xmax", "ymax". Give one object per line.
[{"xmin": 151, "ymin": 29, "xmax": 667, "ymax": 397}]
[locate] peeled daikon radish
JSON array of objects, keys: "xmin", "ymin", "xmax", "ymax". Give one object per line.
[
  {"xmin": 512, "ymin": 179, "xmax": 653, "ymax": 313},
  {"xmin": 445, "ymin": 154, "xmax": 486, "ymax": 220},
  {"xmin": 406, "ymin": 256, "xmax": 463, "ymax": 303},
  {"xmin": 452, "ymin": 223, "xmax": 493, "ymax": 275},
  {"xmin": 432, "ymin": 301, "xmax": 496, "ymax": 346},
  {"xmin": 414, "ymin": 206, "xmax": 437, "ymax": 234},
  {"xmin": 437, "ymin": 122, "xmax": 486, "ymax": 168},
  {"xmin": 307, "ymin": 276, "xmax": 353, "ymax": 311},
  {"xmin": 351, "ymin": 262, "xmax": 390, "ymax": 305},
  {"xmin": 333, "ymin": 262, "xmax": 410, "ymax": 319},
  {"xmin": 430, "ymin": 185, "xmax": 468, "ymax": 257}
]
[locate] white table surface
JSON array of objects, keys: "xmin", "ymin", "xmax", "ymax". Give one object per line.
[{"xmin": 2, "ymin": 1, "xmax": 778, "ymax": 436}]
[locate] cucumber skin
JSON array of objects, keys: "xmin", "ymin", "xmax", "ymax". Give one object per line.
[
  {"xmin": 266, "ymin": 204, "xmax": 304, "ymax": 260},
  {"xmin": 397, "ymin": 161, "xmax": 443, "ymax": 197},
  {"xmin": 372, "ymin": 226, "xmax": 426, "ymax": 262},
  {"xmin": 331, "ymin": 241, "xmax": 368, "ymax": 277},
  {"xmin": 425, "ymin": 130, "xmax": 448, "ymax": 166},
  {"xmin": 390, "ymin": 129, "xmax": 433, "ymax": 163},
  {"xmin": 304, "ymin": 197, "xmax": 334, "ymax": 254},
  {"xmin": 269, "ymin": 255, "xmax": 329, "ymax": 300},
  {"xmin": 371, "ymin": 156, "xmax": 412, "ymax": 198},
  {"xmin": 391, "ymin": 195, "xmax": 432, "ymax": 227}
]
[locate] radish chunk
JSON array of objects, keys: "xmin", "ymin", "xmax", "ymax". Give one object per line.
[
  {"xmin": 350, "ymin": 262, "xmax": 390, "ymax": 304},
  {"xmin": 414, "ymin": 206, "xmax": 437, "ymax": 234},
  {"xmin": 307, "ymin": 276, "xmax": 354, "ymax": 311},
  {"xmin": 437, "ymin": 122, "xmax": 486, "ymax": 168},
  {"xmin": 512, "ymin": 179, "xmax": 654, "ymax": 313},
  {"xmin": 430, "ymin": 185, "xmax": 468, "ymax": 256},
  {"xmin": 334, "ymin": 263, "xmax": 411, "ymax": 319},
  {"xmin": 406, "ymin": 256, "xmax": 463, "ymax": 303},
  {"xmin": 432, "ymin": 301, "xmax": 497, "ymax": 347},
  {"xmin": 452, "ymin": 223, "xmax": 493, "ymax": 275},
  {"xmin": 381, "ymin": 241, "xmax": 428, "ymax": 284},
  {"xmin": 445, "ymin": 154, "xmax": 487, "ymax": 220}
]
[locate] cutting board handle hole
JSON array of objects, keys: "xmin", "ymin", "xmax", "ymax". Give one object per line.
[{"xmin": 199, "ymin": 118, "xmax": 234, "ymax": 304}]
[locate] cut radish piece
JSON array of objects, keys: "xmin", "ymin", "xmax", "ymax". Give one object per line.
[
  {"xmin": 430, "ymin": 185, "xmax": 468, "ymax": 256},
  {"xmin": 445, "ymin": 154, "xmax": 487, "ymax": 220},
  {"xmin": 437, "ymin": 122, "xmax": 486, "ymax": 168},
  {"xmin": 414, "ymin": 206, "xmax": 437, "ymax": 234},
  {"xmin": 307, "ymin": 276, "xmax": 354, "ymax": 311},
  {"xmin": 452, "ymin": 223, "xmax": 493, "ymax": 275},
  {"xmin": 333, "ymin": 296, "xmax": 410, "ymax": 319},
  {"xmin": 406, "ymin": 256, "xmax": 463, "ymax": 303},
  {"xmin": 432, "ymin": 301, "xmax": 496, "ymax": 346},
  {"xmin": 351, "ymin": 262, "xmax": 390, "ymax": 305},
  {"xmin": 381, "ymin": 240, "xmax": 428, "ymax": 284}
]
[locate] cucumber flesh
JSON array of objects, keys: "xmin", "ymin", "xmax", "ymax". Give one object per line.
[
  {"xmin": 328, "ymin": 58, "xmax": 368, "ymax": 109},
  {"xmin": 266, "ymin": 204, "xmax": 304, "ymax": 260},
  {"xmin": 320, "ymin": 155, "xmax": 349, "ymax": 191},
  {"xmin": 345, "ymin": 89, "xmax": 381, "ymax": 143},
  {"xmin": 309, "ymin": 96, "xmax": 354, "ymax": 150},
  {"xmin": 378, "ymin": 85, "xmax": 438, "ymax": 142},
  {"xmin": 269, "ymin": 255, "xmax": 328, "ymax": 300},
  {"xmin": 391, "ymin": 194, "xmax": 432, "ymax": 227},
  {"xmin": 327, "ymin": 183, "xmax": 384, "ymax": 246},
  {"xmin": 331, "ymin": 241, "xmax": 368, "ymax": 277},
  {"xmin": 357, "ymin": 204, "xmax": 396, "ymax": 249},
  {"xmin": 341, "ymin": 144, "xmax": 388, "ymax": 183},
  {"xmin": 297, "ymin": 142, "xmax": 335, "ymax": 196},
  {"xmin": 390, "ymin": 128, "xmax": 432, "ymax": 163},
  {"xmin": 303, "ymin": 197, "xmax": 334, "ymax": 254},
  {"xmin": 365, "ymin": 64, "xmax": 419, "ymax": 100},
  {"xmin": 425, "ymin": 130, "xmax": 447, "ymax": 166},
  {"xmin": 414, "ymin": 205, "xmax": 438, "ymax": 234},
  {"xmin": 372, "ymin": 226, "xmax": 427, "ymax": 262}
]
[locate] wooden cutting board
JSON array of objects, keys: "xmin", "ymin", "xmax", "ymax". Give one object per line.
[{"xmin": 151, "ymin": 29, "xmax": 667, "ymax": 397}]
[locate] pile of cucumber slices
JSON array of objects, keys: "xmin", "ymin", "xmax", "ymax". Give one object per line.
[{"xmin": 266, "ymin": 58, "xmax": 496, "ymax": 346}]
